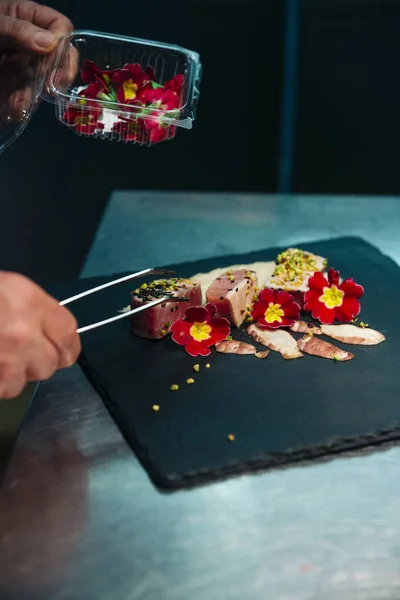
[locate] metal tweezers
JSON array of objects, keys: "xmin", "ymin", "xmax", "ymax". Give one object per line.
[{"xmin": 60, "ymin": 268, "xmax": 189, "ymax": 334}]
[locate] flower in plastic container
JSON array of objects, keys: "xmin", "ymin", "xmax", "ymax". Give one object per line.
[
  {"xmin": 63, "ymin": 100, "xmax": 104, "ymax": 135},
  {"xmin": 304, "ymin": 268, "xmax": 364, "ymax": 324},
  {"xmin": 111, "ymin": 118, "xmax": 141, "ymax": 141},
  {"xmin": 170, "ymin": 303, "xmax": 231, "ymax": 357},
  {"xmin": 251, "ymin": 289, "xmax": 301, "ymax": 329},
  {"xmin": 164, "ymin": 74, "xmax": 185, "ymax": 92},
  {"xmin": 137, "ymin": 86, "xmax": 180, "ymax": 111},
  {"xmin": 111, "ymin": 64, "xmax": 155, "ymax": 104}
]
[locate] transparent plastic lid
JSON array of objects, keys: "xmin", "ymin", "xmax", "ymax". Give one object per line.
[
  {"xmin": 0, "ymin": 30, "xmax": 202, "ymax": 152},
  {"xmin": 0, "ymin": 51, "xmax": 46, "ymax": 153}
]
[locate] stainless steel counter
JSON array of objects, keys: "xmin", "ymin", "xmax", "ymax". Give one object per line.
[{"xmin": 2, "ymin": 193, "xmax": 400, "ymax": 600}]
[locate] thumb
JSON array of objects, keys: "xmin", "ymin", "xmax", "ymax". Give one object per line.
[{"xmin": 0, "ymin": 14, "xmax": 57, "ymax": 54}]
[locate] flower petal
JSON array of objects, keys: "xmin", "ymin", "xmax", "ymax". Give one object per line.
[
  {"xmin": 145, "ymin": 65, "xmax": 156, "ymax": 80},
  {"xmin": 339, "ymin": 278, "xmax": 364, "ymax": 299},
  {"xmin": 334, "ymin": 308, "xmax": 356, "ymax": 323},
  {"xmin": 308, "ymin": 271, "xmax": 328, "ymax": 291},
  {"xmin": 205, "ymin": 303, "xmax": 217, "ymax": 317},
  {"xmin": 251, "ymin": 299, "xmax": 268, "ymax": 320},
  {"xmin": 170, "ymin": 320, "xmax": 192, "ymax": 345},
  {"xmin": 281, "ymin": 301, "xmax": 301, "ymax": 319},
  {"xmin": 312, "ymin": 302, "xmax": 336, "ymax": 324},
  {"xmin": 339, "ymin": 296, "xmax": 361, "ymax": 319},
  {"xmin": 303, "ymin": 288, "xmax": 322, "ymax": 310},
  {"xmin": 328, "ymin": 268, "xmax": 340, "ymax": 286},
  {"xmin": 280, "ymin": 317, "xmax": 297, "ymax": 328},
  {"xmin": 81, "ymin": 60, "xmax": 97, "ymax": 83},
  {"xmin": 184, "ymin": 306, "xmax": 208, "ymax": 324},
  {"xmin": 185, "ymin": 340, "xmax": 211, "ymax": 357},
  {"xmin": 164, "ymin": 74, "xmax": 184, "ymax": 91},
  {"xmin": 256, "ymin": 318, "xmax": 284, "ymax": 329},
  {"xmin": 275, "ymin": 290, "xmax": 295, "ymax": 307},
  {"xmin": 258, "ymin": 288, "xmax": 275, "ymax": 304},
  {"xmin": 148, "ymin": 126, "xmax": 169, "ymax": 144}
]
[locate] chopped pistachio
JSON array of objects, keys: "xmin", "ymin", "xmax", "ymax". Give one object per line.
[
  {"xmin": 186, "ymin": 378, "xmax": 195, "ymax": 385},
  {"xmin": 227, "ymin": 434, "xmax": 235, "ymax": 442},
  {"xmin": 170, "ymin": 384, "xmax": 179, "ymax": 391},
  {"xmin": 193, "ymin": 364, "xmax": 200, "ymax": 373},
  {"xmin": 229, "ymin": 275, "xmax": 235, "ymax": 283},
  {"xmin": 226, "ymin": 335, "xmax": 232, "ymax": 341},
  {"xmin": 360, "ymin": 322, "xmax": 369, "ymax": 328},
  {"xmin": 152, "ymin": 405, "xmax": 160, "ymax": 411},
  {"xmin": 333, "ymin": 356, "xmax": 339, "ymax": 362},
  {"xmin": 140, "ymin": 283, "xmax": 148, "ymax": 290},
  {"xmin": 226, "ymin": 270, "xmax": 233, "ymax": 276},
  {"xmin": 205, "ymin": 363, "xmax": 211, "ymax": 369},
  {"xmin": 160, "ymin": 329, "xmax": 167, "ymax": 336}
]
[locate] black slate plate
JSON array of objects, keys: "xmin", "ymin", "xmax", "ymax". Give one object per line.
[{"xmin": 51, "ymin": 237, "xmax": 400, "ymax": 490}]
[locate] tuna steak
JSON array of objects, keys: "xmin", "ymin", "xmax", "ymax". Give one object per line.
[
  {"xmin": 131, "ymin": 278, "xmax": 202, "ymax": 339},
  {"xmin": 206, "ymin": 269, "xmax": 258, "ymax": 327}
]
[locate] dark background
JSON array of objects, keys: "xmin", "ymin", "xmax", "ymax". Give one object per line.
[{"xmin": 0, "ymin": 0, "xmax": 399, "ymax": 285}]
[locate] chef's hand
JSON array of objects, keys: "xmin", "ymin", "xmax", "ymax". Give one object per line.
[
  {"xmin": 0, "ymin": 0, "xmax": 73, "ymax": 54},
  {"xmin": 0, "ymin": 271, "xmax": 81, "ymax": 399}
]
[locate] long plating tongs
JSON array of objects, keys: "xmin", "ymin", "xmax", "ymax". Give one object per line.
[{"xmin": 61, "ymin": 268, "xmax": 189, "ymax": 334}]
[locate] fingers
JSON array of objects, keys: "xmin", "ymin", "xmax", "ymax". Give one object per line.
[
  {"xmin": 0, "ymin": 13, "xmax": 54, "ymax": 52},
  {"xmin": 42, "ymin": 304, "xmax": 82, "ymax": 369},
  {"xmin": 0, "ymin": 363, "xmax": 26, "ymax": 399},
  {"xmin": 0, "ymin": 1, "xmax": 73, "ymax": 54},
  {"xmin": 12, "ymin": 1, "xmax": 73, "ymax": 38},
  {"xmin": 0, "ymin": 272, "xmax": 82, "ymax": 400},
  {"xmin": 26, "ymin": 338, "xmax": 58, "ymax": 381}
]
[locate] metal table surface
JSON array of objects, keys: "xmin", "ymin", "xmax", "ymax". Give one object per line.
[{"xmin": 2, "ymin": 193, "xmax": 400, "ymax": 600}]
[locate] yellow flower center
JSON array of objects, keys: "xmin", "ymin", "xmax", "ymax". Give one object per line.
[
  {"xmin": 320, "ymin": 285, "xmax": 344, "ymax": 308},
  {"xmin": 264, "ymin": 302, "xmax": 285, "ymax": 323},
  {"xmin": 74, "ymin": 116, "xmax": 90, "ymax": 126},
  {"xmin": 190, "ymin": 322, "xmax": 212, "ymax": 342},
  {"xmin": 123, "ymin": 79, "xmax": 138, "ymax": 100}
]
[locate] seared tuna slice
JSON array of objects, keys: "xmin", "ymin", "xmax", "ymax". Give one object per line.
[
  {"xmin": 131, "ymin": 278, "xmax": 202, "ymax": 339},
  {"xmin": 206, "ymin": 269, "xmax": 258, "ymax": 327}
]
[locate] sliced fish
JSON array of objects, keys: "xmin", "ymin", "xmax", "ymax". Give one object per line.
[
  {"xmin": 297, "ymin": 335, "xmax": 353, "ymax": 361},
  {"xmin": 290, "ymin": 320, "xmax": 322, "ymax": 335},
  {"xmin": 320, "ymin": 324, "xmax": 385, "ymax": 346},
  {"xmin": 247, "ymin": 324, "xmax": 303, "ymax": 360},
  {"xmin": 215, "ymin": 340, "xmax": 257, "ymax": 355}
]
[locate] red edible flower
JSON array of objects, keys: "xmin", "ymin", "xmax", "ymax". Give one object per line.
[
  {"xmin": 170, "ymin": 303, "xmax": 230, "ymax": 357},
  {"xmin": 112, "ymin": 64, "xmax": 154, "ymax": 103},
  {"xmin": 164, "ymin": 74, "xmax": 184, "ymax": 92},
  {"xmin": 79, "ymin": 81, "xmax": 107, "ymax": 99},
  {"xmin": 81, "ymin": 60, "xmax": 113, "ymax": 93},
  {"xmin": 111, "ymin": 119, "xmax": 141, "ymax": 141},
  {"xmin": 136, "ymin": 86, "xmax": 180, "ymax": 110},
  {"xmin": 81, "ymin": 60, "xmax": 98, "ymax": 84},
  {"xmin": 251, "ymin": 288, "xmax": 301, "ymax": 329},
  {"xmin": 142, "ymin": 114, "xmax": 176, "ymax": 143},
  {"xmin": 304, "ymin": 268, "xmax": 364, "ymax": 324},
  {"xmin": 63, "ymin": 102, "xmax": 104, "ymax": 135},
  {"xmin": 144, "ymin": 65, "xmax": 157, "ymax": 81}
]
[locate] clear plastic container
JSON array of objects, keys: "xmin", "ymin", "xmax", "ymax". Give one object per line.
[{"xmin": 44, "ymin": 30, "xmax": 202, "ymax": 145}]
